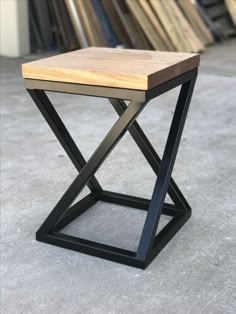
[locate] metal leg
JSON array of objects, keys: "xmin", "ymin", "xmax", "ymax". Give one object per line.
[
  {"xmin": 109, "ymin": 98, "xmax": 191, "ymax": 212},
  {"xmin": 31, "ymin": 96, "xmax": 148, "ymax": 236},
  {"xmin": 27, "ymin": 89, "xmax": 102, "ymax": 193},
  {"xmin": 137, "ymin": 71, "xmax": 197, "ymax": 263},
  {"xmin": 27, "ymin": 68, "xmax": 197, "ymax": 269}
]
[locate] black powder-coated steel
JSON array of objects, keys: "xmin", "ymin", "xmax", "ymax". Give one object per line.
[{"xmin": 26, "ymin": 68, "xmax": 197, "ymax": 269}]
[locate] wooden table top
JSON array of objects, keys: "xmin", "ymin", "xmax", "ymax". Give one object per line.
[{"xmin": 22, "ymin": 48, "xmax": 199, "ymax": 90}]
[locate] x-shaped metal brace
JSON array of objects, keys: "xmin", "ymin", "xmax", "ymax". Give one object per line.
[{"xmin": 27, "ymin": 68, "xmax": 197, "ymax": 269}]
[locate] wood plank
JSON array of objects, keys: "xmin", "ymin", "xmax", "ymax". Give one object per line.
[
  {"xmin": 149, "ymin": 0, "xmax": 185, "ymax": 52},
  {"xmin": 51, "ymin": 0, "xmax": 79, "ymax": 51},
  {"xmin": 125, "ymin": 0, "xmax": 166, "ymax": 50},
  {"xmin": 91, "ymin": 0, "xmax": 120, "ymax": 47},
  {"xmin": 102, "ymin": 0, "xmax": 133, "ymax": 48},
  {"xmin": 225, "ymin": 0, "xmax": 236, "ymax": 25},
  {"xmin": 167, "ymin": 0, "xmax": 205, "ymax": 53},
  {"xmin": 64, "ymin": 0, "xmax": 88, "ymax": 48},
  {"xmin": 161, "ymin": 1, "xmax": 191, "ymax": 52},
  {"xmin": 178, "ymin": 0, "xmax": 214, "ymax": 45},
  {"xmin": 138, "ymin": 0, "xmax": 175, "ymax": 51},
  {"xmin": 74, "ymin": 0, "xmax": 106, "ymax": 47},
  {"xmin": 130, "ymin": 13, "xmax": 152, "ymax": 49},
  {"xmin": 112, "ymin": 0, "xmax": 151, "ymax": 50},
  {"xmin": 22, "ymin": 47, "xmax": 200, "ymax": 90}
]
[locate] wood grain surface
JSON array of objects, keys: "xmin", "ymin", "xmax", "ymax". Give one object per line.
[{"xmin": 22, "ymin": 47, "xmax": 200, "ymax": 90}]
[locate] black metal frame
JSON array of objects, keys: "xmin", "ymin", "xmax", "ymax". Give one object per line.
[{"xmin": 26, "ymin": 68, "xmax": 198, "ymax": 269}]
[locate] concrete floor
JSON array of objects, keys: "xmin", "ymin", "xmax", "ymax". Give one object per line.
[{"xmin": 1, "ymin": 40, "xmax": 236, "ymax": 313}]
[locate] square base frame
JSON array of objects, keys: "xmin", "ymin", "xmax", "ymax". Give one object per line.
[{"xmin": 37, "ymin": 190, "xmax": 191, "ymax": 269}]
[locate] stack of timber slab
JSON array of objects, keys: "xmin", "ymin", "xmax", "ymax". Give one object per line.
[{"xmin": 29, "ymin": 0, "xmax": 236, "ymax": 54}]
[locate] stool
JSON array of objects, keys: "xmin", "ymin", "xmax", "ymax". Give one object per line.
[{"xmin": 22, "ymin": 48, "xmax": 199, "ymax": 269}]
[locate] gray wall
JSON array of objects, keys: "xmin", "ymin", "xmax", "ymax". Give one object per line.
[{"xmin": 0, "ymin": 0, "xmax": 30, "ymax": 57}]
